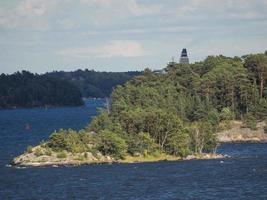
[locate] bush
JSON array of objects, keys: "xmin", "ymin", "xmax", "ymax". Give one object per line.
[
  {"xmin": 242, "ymin": 113, "xmax": 257, "ymax": 130},
  {"xmin": 34, "ymin": 148, "xmax": 43, "ymax": 157},
  {"xmin": 84, "ymin": 152, "xmax": 88, "ymax": 159},
  {"xmin": 189, "ymin": 121, "xmax": 218, "ymax": 154},
  {"xmin": 126, "ymin": 132, "xmax": 159, "ymax": 156},
  {"xmin": 46, "ymin": 129, "xmax": 92, "ymax": 153},
  {"xmin": 166, "ymin": 129, "xmax": 190, "ymax": 158},
  {"xmin": 96, "ymin": 130, "xmax": 127, "ymax": 159},
  {"xmin": 86, "ymin": 111, "xmax": 112, "ymax": 132},
  {"xmin": 57, "ymin": 151, "xmax": 67, "ymax": 159},
  {"xmin": 26, "ymin": 146, "xmax": 33, "ymax": 153},
  {"xmin": 45, "ymin": 149, "xmax": 52, "ymax": 156},
  {"xmin": 264, "ymin": 120, "xmax": 267, "ymax": 134},
  {"xmin": 220, "ymin": 107, "xmax": 235, "ymax": 121}
]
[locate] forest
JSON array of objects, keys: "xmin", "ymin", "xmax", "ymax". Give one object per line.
[
  {"xmin": 0, "ymin": 71, "xmax": 84, "ymax": 108},
  {"xmin": 46, "ymin": 69, "xmax": 142, "ymax": 98},
  {"xmin": 42, "ymin": 52, "xmax": 267, "ymax": 160},
  {"xmin": 0, "ymin": 70, "xmax": 141, "ymax": 108}
]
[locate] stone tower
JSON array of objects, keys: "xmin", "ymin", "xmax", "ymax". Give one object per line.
[{"xmin": 179, "ymin": 48, "xmax": 189, "ymax": 64}]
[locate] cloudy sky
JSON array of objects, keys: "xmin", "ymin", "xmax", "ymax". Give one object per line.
[{"xmin": 0, "ymin": 0, "xmax": 267, "ymax": 74}]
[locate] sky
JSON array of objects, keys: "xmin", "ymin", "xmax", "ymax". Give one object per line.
[{"xmin": 0, "ymin": 0, "xmax": 267, "ymax": 74}]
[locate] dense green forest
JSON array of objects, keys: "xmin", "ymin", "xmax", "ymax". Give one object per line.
[
  {"xmin": 0, "ymin": 71, "xmax": 84, "ymax": 108},
  {"xmin": 46, "ymin": 69, "xmax": 142, "ymax": 98},
  {"xmin": 42, "ymin": 52, "xmax": 267, "ymax": 160}
]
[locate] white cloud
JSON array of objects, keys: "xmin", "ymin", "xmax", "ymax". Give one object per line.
[
  {"xmin": 58, "ymin": 40, "xmax": 149, "ymax": 58},
  {"xmin": 175, "ymin": 0, "xmax": 267, "ymax": 20},
  {"xmin": 80, "ymin": 0, "xmax": 161, "ymax": 16},
  {"xmin": 0, "ymin": 0, "xmax": 61, "ymax": 29}
]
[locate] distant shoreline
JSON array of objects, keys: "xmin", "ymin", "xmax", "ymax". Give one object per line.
[{"xmin": 0, "ymin": 104, "xmax": 85, "ymax": 111}]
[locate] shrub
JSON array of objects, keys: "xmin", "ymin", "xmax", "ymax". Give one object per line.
[
  {"xmin": 84, "ymin": 152, "xmax": 88, "ymax": 158},
  {"xmin": 206, "ymin": 109, "xmax": 220, "ymax": 127},
  {"xmin": 242, "ymin": 113, "xmax": 257, "ymax": 130},
  {"xmin": 26, "ymin": 146, "xmax": 33, "ymax": 153},
  {"xmin": 126, "ymin": 132, "xmax": 159, "ymax": 156},
  {"xmin": 96, "ymin": 130, "xmax": 127, "ymax": 159},
  {"xmin": 46, "ymin": 129, "xmax": 92, "ymax": 153},
  {"xmin": 34, "ymin": 148, "xmax": 43, "ymax": 157},
  {"xmin": 166, "ymin": 128, "xmax": 191, "ymax": 158},
  {"xmin": 45, "ymin": 149, "xmax": 52, "ymax": 156},
  {"xmin": 189, "ymin": 121, "xmax": 218, "ymax": 154},
  {"xmin": 86, "ymin": 111, "xmax": 112, "ymax": 132},
  {"xmin": 220, "ymin": 107, "xmax": 235, "ymax": 121},
  {"xmin": 264, "ymin": 120, "xmax": 267, "ymax": 134},
  {"xmin": 57, "ymin": 151, "xmax": 67, "ymax": 159}
]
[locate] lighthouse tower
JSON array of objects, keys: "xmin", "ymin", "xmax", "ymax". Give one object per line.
[{"xmin": 179, "ymin": 48, "xmax": 189, "ymax": 64}]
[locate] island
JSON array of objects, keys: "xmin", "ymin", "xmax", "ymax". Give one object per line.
[{"xmin": 13, "ymin": 52, "xmax": 267, "ymax": 167}]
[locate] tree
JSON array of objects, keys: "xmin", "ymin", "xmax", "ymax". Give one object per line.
[
  {"xmin": 244, "ymin": 54, "xmax": 267, "ymax": 98},
  {"xmin": 96, "ymin": 130, "xmax": 127, "ymax": 159}
]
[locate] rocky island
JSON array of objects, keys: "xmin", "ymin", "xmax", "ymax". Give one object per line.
[{"xmin": 12, "ymin": 52, "xmax": 267, "ymax": 167}]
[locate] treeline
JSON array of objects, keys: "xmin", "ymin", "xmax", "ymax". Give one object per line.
[
  {"xmin": 46, "ymin": 69, "xmax": 142, "ymax": 98},
  {"xmin": 30, "ymin": 52, "xmax": 267, "ymax": 160},
  {"xmin": 83, "ymin": 52, "xmax": 267, "ymax": 158},
  {"xmin": 0, "ymin": 71, "xmax": 84, "ymax": 108}
]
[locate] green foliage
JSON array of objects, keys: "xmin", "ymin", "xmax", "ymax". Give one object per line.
[
  {"xmin": 251, "ymin": 99, "xmax": 267, "ymax": 120},
  {"xmin": 30, "ymin": 51, "xmax": 267, "ymax": 160},
  {"xmin": 207, "ymin": 109, "xmax": 221, "ymax": 127},
  {"xmin": 165, "ymin": 128, "xmax": 190, "ymax": 157},
  {"xmin": 96, "ymin": 130, "xmax": 127, "ymax": 159},
  {"xmin": 86, "ymin": 110, "xmax": 112, "ymax": 132},
  {"xmin": 44, "ymin": 149, "xmax": 52, "ymax": 156},
  {"xmin": 26, "ymin": 146, "xmax": 33, "ymax": 153},
  {"xmin": 57, "ymin": 151, "xmax": 67, "ymax": 159},
  {"xmin": 46, "ymin": 69, "xmax": 142, "ymax": 98},
  {"xmin": 242, "ymin": 114, "xmax": 257, "ymax": 130},
  {"xmin": 46, "ymin": 129, "xmax": 93, "ymax": 153},
  {"xmin": 34, "ymin": 148, "xmax": 44, "ymax": 157},
  {"xmin": 126, "ymin": 132, "xmax": 159, "ymax": 156},
  {"xmin": 220, "ymin": 107, "xmax": 235, "ymax": 121},
  {"xmin": 189, "ymin": 121, "xmax": 218, "ymax": 154},
  {"xmin": 264, "ymin": 120, "xmax": 267, "ymax": 134},
  {"xmin": 0, "ymin": 71, "xmax": 84, "ymax": 108},
  {"xmin": 84, "ymin": 152, "xmax": 88, "ymax": 159}
]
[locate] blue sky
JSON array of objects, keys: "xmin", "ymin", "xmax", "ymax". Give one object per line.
[{"xmin": 0, "ymin": 0, "xmax": 267, "ymax": 74}]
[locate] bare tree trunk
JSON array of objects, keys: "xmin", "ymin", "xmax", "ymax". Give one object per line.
[{"xmin": 260, "ymin": 74, "xmax": 264, "ymax": 98}]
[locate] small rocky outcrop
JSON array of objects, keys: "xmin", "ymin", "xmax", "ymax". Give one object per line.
[
  {"xmin": 217, "ymin": 121, "xmax": 267, "ymax": 143},
  {"xmin": 184, "ymin": 153, "xmax": 227, "ymax": 160},
  {"xmin": 12, "ymin": 145, "xmax": 114, "ymax": 167}
]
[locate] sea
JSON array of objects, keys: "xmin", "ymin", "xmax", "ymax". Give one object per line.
[{"xmin": 0, "ymin": 99, "xmax": 267, "ymax": 200}]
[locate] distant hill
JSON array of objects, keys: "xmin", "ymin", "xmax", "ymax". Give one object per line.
[
  {"xmin": 0, "ymin": 71, "xmax": 84, "ymax": 109},
  {"xmin": 46, "ymin": 69, "xmax": 142, "ymax": 98}
]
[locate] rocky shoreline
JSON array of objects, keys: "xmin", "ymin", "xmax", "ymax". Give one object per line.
[
  {"xmin": 12, "ymin": 145, "xmax": 226, "ymax": 167},
  {"xmin": 12, "ymin": 145, "xmax": 114, "ymax": 167},
  {"xmin": 13, "ymin": 120, "xmax": 266, "ymax": 168},
  {"xmin": 217, "ymin": 121, "xmax": 267, "ymax": 143}
]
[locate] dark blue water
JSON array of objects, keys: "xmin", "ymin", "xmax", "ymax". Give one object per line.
[{"xmin": 1, "ymin": 99, "xmax": 267, "ymax": 199}]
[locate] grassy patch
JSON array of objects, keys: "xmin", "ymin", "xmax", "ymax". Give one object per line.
[
  {"xmin": 120, "ymin": 153, "xmax": 180, "ymax": 163},
  {"xmin": 34, "ymin": 148, "xmax": 43, "ymax": 157},
  {"xmin": 57, "ymin": 151, "xmax": 67, "ymax": 159}
]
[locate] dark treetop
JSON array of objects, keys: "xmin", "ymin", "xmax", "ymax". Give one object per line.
[
  {"xmin": 46, "ymin": 69, "xmax": 142, "ymax": 98},
  {"xmin": 0, "ymin": 71, "xmax": 84, "ymax": 109}
]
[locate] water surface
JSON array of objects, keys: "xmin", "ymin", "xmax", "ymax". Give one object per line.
[{"xmin": 0, "ymin": 99, "xmax": 267, "ymax": 199}]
